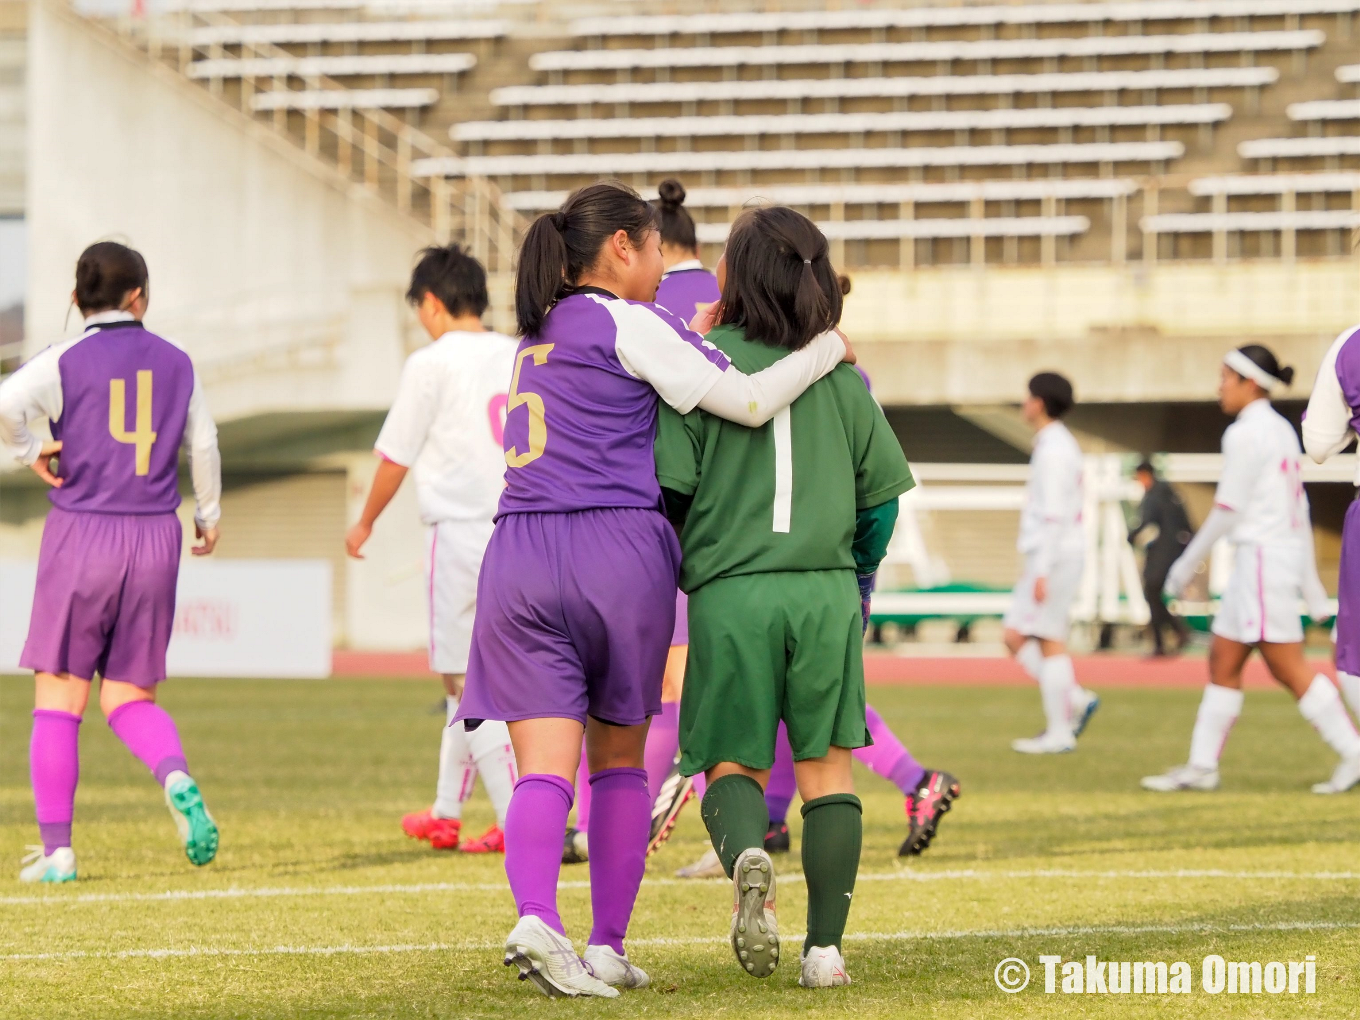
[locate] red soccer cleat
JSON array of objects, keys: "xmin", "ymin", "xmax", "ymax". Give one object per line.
[
  {"xmin": 402, "ymin": 809, "xmax": 462, "ymax": 850},
  {"xmin": 459, "ymin": 824, "xmax": 505, "ymax": 854}
]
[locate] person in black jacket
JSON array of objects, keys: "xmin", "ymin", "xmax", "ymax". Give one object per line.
[{"xmin": 1128, "ymin": 461, "xmax": 1193, "ymax": 656}]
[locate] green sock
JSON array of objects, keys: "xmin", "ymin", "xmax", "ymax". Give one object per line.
[
  {"xmin": 801, "ymin": 793, "xmax": 863, "ymax": 954},
  {"xmin": 700, "ymin": 774, "xmax": 770, "ymax": 879}
]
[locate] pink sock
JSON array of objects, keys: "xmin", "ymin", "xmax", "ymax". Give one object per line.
[
  {"xmin": 504, "ymin": 774, "xmax": 574, "ymax": 934},
  {"xmin": 106, "ymin": 701, "xmax": 188, "ymax": 785},
  {"xmin": 765, "ymin": 722, "xmax": 797, "ymax": 823},
  {"xmin": 691, "ymin": 771, "xmax": 706, "ymax": 799},
  {"xmin": 586, "ymin": 767, "xmax": 649, "ymax": 953},
  {"xmin": 574, "ymin": 740, "xmax": 591, "ymax": 833},
  {"xmin": 854, "ymin": 704, "xmax": 925, "ymax": 795},
  {"xmin": 31, "ymin": 710, "xmax": 81, "ymax": 854},
  {"xmin": 644, "ymin": 703, "xmax": 681, "ymax": 801}
]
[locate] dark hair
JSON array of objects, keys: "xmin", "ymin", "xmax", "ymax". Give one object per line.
[
  {"xmin": 1028, "ymin": 371, "xmax": 1074, "ymax": 419},
  {"xmin": 717, "ymin": 206, "xmax": 842, "ymax": 351},
  {"xmin": 1135, "ymin": 460, "xmax": 1156, "ymax": 477},
  {"xmin": 75, "ymin": 241, "xmax": 148, "ymax": 315},
  {"xmin": 1234, "ymin": 344, "xmax": 1295, "ymax": 387},
  {"xmin": 651, "ymin": 179, "xmax": 698, "ymax": 253},
  {"xmin": 406, "ymin": 243, "xmax": 489, "ymax": 318},
  {"xmin": 837, "ymin": 273, "xmax": 852, "ymax": 296},
  {"xmin": 515, "ymin": 181, "xmax": 657, "ymax": 337}
]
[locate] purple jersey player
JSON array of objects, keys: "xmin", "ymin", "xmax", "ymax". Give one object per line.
[
  {"xmin": 457, "ymin": 182, "xmax": 850, "ymax": 998},
  {"xmin": 0, "ymin": 242, "xmax": 222, "ymax": 883},
  {"xmin": 1303, "ymin": 322, "xmax": 1360, "ymax": 788}
]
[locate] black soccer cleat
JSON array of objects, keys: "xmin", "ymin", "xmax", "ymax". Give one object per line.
[
  {"xmin": 647, "ymin": 764, "xmax": 695, "ymax": 857},
  {"xmin": 763, "ymin": 820, "xmax": 790, "ymax": 855},
  {"xmin": 561, "ymin": 826, "xmax": 588, "ymax": 865},
  {"xmin": 899, "ymin": 769, "xmax": 961, "ymax": 857}
]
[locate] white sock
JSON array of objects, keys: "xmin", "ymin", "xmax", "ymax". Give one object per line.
[
  {"xmin": 1038, "ymin": 654, "xmax": 1076, "ymax": 739},
  {"xmin": 432, "ymin": 696, "xmax": 476, "ymax": 821},
  {"xmin": 1017, "ymin": 639, "xmax": 1043, "ymax": 681},
  {"xmin": 1187, "ymin": 684, "xmax": 1244, "ymax": 770},
  {"xmin": 467, "ymin": 719, "xmax": 519, "ymax": 826},
  {"xmin": 1297, "ymin": 675, "xmax": 1360, "ymax": 760},
  {"xmin": 1338, "ymin": 671, "xmax": 1360, "ymax": 722}
]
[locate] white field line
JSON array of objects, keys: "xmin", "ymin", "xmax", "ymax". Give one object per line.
[
  {"xmin": 5, "ymin": 868, "xmax": 1360, "ymax": 908},
  {"xmin": 5, "ymin": 919, "xmax": 1360, "ymax": 963}
]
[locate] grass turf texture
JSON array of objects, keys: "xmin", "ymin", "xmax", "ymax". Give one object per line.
[{"xmin": 2, "ymin": 675, "xmax": 1358, "ymax": 1018}]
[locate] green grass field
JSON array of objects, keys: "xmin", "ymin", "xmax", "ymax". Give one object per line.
[{"xmin": 2, "ymin": 674, "xmax": 1359, "ymax": 1018}]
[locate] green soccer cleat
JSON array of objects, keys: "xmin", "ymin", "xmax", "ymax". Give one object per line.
[{"xmin": 164, "ymin": 771, "xmax": 219, "ymax": 866}]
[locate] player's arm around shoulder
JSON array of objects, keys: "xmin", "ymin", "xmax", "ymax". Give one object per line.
[{"xmin": 653, "ymin": 400, "xmax": 703, "ymax": 528}]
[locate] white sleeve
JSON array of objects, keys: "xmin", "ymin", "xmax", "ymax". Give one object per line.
[
  {"xmin": 1302, "ymin": 333, "xmax": 1355, "ymax": 463},
  {"xmin": 1213, "ymin": 425, "xmax": 1263, "ymax": 512},
  {"xmin": 1029, "ymin": 446, "xmax": 1068, "ymax": 574},
  {"xmin": 609, "ymin": 301, "xmax": 730, "ymax": 413},
  {"xmin": 181, "ymin": 370, "xmax": 222, "ymax": 529},
  {"xmin": 0, "ymin": 347, "xmax": 64, "ymax": 465},
  {"xmin": 1166, "ymin": 506, "xmax": 1239, "ymax": 596},
  {"xmin": 373, "ymin": 353, "xmax": 439, "ymax": 468},
  {"xmin": 695, "ymin": 332, "xmax": 846, "ymax": 428}
]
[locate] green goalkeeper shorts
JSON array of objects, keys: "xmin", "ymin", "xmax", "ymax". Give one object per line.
[{"xmin": 677, "ymin": 569, "xmax": 871, "ymax": 777}]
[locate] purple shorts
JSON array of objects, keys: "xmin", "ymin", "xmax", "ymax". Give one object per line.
[
  {"xmin": 20, "ymin": 508, "xmax": 182, "ymax": 687},
  {"xmin": 457, "ymin": 508, "xmax": 679, "ymax": 728},
  {"xmin": 1336, "ymin": 500, "xmax": 1360, "ymax": 677},
  {"xmin": 672, "ymin": 590, "xmax": 688, "ymax": 647}
]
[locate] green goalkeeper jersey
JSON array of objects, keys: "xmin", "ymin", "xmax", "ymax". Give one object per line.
[{"xmin": 654, "ymin": 323, "xmax": 915, "ymax": 592}]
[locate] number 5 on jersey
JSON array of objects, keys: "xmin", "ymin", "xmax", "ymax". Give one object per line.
[
  {"xmin": 109, "ymin": 370, "xmax": 157, "ymax": 476},
  {"xmin": 506, "ymin": 343, "xmax": 554, "ymax": 468}
]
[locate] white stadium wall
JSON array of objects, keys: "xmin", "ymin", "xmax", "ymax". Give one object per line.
[{"xmin": 24, "ymin": 0, "xmax": 429, "ymax": 422}]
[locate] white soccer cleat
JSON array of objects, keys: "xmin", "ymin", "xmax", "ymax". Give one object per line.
[
  {"xmin": 730, "ymin": 847, "xmax": 779, "ymax": 978},
  {"xmin": 1011, "ymin": 731, "xmax": 1076, "ymax": 755},
  {"xmin": 799, "ymin": 945, "xmax": 852, "ymax": 988},
  {"xmin": 583, "ymin": 944, "xmax": 650, "ymax": 989},
  {"xmin": 1311, "ymin": 754, "xmax": 1360, "ymax": 795},
  {"xmin": 676, "ymin": 846, "xmax": 725, "ymax": 879},
  {"xmin": 502, "ymin": 915, "xmax": 619, "ymax": 998},
  {"xmin": 19, "ymin": 845, "xmax": 76, "ymax": 884},
  {"xmin": 1141, "ymin": 763, "xmax": 1220, "ymax": 792}
]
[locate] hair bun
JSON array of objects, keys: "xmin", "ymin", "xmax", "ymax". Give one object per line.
[
  {"xmin": 1279, "ymin": 365, "xmax": 1296, "ymax": 386},
  {"xmin": 656, "ymin": 178, "xmax": 686, "ymax": 211}
]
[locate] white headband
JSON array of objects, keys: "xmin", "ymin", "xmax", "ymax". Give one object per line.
[{"xmin": 1223, "ymin": 349, "xmax": 1282, "ymax": 393}]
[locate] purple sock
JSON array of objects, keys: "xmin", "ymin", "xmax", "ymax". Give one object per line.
[
  {"xmin": 31, "ymin": 710, "xmax": 81, "ymax": 854},
  {"xmin": 586, "ymin": 767, "xmax": 649, "ymax": 954},
  {"xmin": 504, "ymin": 774, "xmax": 574, "ymax": 934},
  {"xmin": 644, "ymin": 703, "xmax": 680, "ymax": 802},
  {"xmin": 106, "ymin": 701, "xmax": 189, "ymax": 785},
  {"xmin": 854, "ymin": 704, "xmax": 926, "ymax": 795},
  {"xmin": 764, "ymin": 722, "xmax": 798, "ymax": 824},
  {"xmin": 574, "ymin": 742, "xmax": 591, "ymax": 833}
]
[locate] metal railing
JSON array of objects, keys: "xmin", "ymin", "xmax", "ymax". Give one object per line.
[{"xmin": 81, "ymin": 2, "xmax": 526, "ymax": 295}]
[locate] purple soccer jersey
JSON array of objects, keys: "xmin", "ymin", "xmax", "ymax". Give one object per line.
[
  {"xmin": 496, "ymin": 289, "xmax": 729, "ymax": 517},
  {"xmin": 48, "ymin": 321, "xmax": 196, "ymax": 515},
  {"xmin": 654, "ymin": 266, "xmax": 720, "ymax": 325},
  {"xmin": 1331, "ymin": 326, "xmax": 1360, "ymax": 677}
]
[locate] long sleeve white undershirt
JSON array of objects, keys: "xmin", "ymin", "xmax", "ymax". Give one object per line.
[
  {"xmin": 0, "ymin": 316, "xmax": 222, "ymax": 529},
  {"xmin": 1166, "ymin": 506, "xmax": 1239, "ymax": 596},
  {"xmin": 1302, "ymin": 329, "xmax": 1357, "ymax": 465}
]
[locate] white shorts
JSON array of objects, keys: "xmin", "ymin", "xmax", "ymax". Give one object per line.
[
  {"xmin": 1212, "ymin": 543, "xmax": 1304, "ymax": 645},
  {"xmin": 426, "ymin": 518, "xmax": 495, "ymax": 675},
  {"xmin": 1003, "ymin": 549, "xmax": 1084, "ymax": 642}
]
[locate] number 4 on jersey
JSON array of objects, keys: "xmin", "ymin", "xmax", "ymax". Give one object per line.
[{"xmin": 109, "ymin": 370, "xmax": 157, "ymax": 476}]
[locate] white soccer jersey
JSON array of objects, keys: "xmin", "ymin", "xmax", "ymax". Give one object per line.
[
  {"xmin": 1017, "ymin": 420, "xmax": 1085, "ymax": 569},
  {"xmin": 1215, "ymin": 398, "xmax": 1308, "ymax": 549},
  {"xmin": 374, "ymin": 329, "xmax": 517, "ymax": 524}
]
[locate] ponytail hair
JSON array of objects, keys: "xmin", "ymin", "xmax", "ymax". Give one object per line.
[
  {"xmin": 651, "ymin": 178, "xmax": 698, "ymax": 253},
  {"xmin": 515, "ymin": 181, "xmax": 657, "ymax": 337},
  {"xmin": 1233, "ymin": 344, "xmax": 1295, "ymax": 388},
  {"xmin": 74, "ymin": 241, "xmax": 148, "ymax": 315},
  {"xmin": 717, "ymin": 205, "xmax": 841, "ymax": 351}
]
